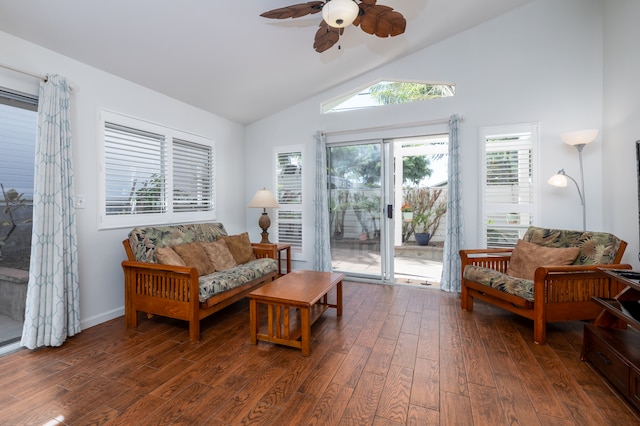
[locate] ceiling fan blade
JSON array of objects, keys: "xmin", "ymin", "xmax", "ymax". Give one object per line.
[
  {"xmin": 355, "ymin": 4, "xmax": 406, "ymax": 37},
  {"xmin": 260, "ymin": 1, "xmax": 324, "ymax": 19},
  {"xmin": 314, "ymin": 20, "xmax": 343, "ymax": 53}
]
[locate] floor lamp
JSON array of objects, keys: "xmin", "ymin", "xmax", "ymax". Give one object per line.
[{"xmin": 547, "ymin": 129, "xmax": 597, "ymax": 231}]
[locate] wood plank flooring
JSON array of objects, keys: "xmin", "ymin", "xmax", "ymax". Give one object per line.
[{"xmin": 1, "ymin": 281, "xmax": 639, "ymax": 425}]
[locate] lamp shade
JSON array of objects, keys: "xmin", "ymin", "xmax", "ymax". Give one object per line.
[
  {"xmin": 248, "ymin": 188, "xmax": 280, "ymax": 209},
  {"xmin": 560, "ymin": 129, "xmax": 598, "ymax": 146},
  {"xmin": 322, "ymin": 0, "xmax": 359, "ymax": 28},
  {"xmin": 547, "ymin": 173, "xmax": 568, "ymax": 187}
]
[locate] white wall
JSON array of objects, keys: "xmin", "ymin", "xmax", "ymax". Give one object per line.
[
  {"xmin": 0, "ymin": 31, "xmax": 247, "ymax": 329},
  {"xmin": 602, "ymin": 0, "xmax": 640, "ymax": 267},
  {"xmin": 247, "ymin": 0, "xmax": 616, "ymax": 268}
]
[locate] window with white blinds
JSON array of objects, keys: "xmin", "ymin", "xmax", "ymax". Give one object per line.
[
  {"xmin": 481, "ymin": 124, "xmax": 538, "ymax": 248},
  {"xmin": 100, "ymin": 111, "xmax": 215, "ymax": 229},
  {"xmin": 173, "ymin": 139, "xmax": 213, "ymax": 212},
  {"xmin": 104, "ymin": 123, "xmax": 166, "ymax": 216},
  {"xmin": 275, "ymin": 148, "xmax": 303, "ymax": 256}
]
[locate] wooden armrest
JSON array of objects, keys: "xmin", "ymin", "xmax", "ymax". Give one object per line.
[
  {"xmin": 534, "ymin": 263, "xmax": 632, "ymax": 278},
  {"xmin": 121, "ymin": 260, "xmax": 196, "ymax": 275},
  {"xmin": 460, "ymin": 248, "xmax": 514, "ymax": 256},
  {"xmin": 460, "ymin": 248, "xmax": 514, "ymax": 275},
  {"xmin": 532, "ymin": 263, "xmax": 633, "ymax": 305}
]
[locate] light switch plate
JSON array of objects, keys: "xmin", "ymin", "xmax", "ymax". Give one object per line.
[{"xmin": 74, "ymin": 194, "xmax": 85, "ymax": 209}]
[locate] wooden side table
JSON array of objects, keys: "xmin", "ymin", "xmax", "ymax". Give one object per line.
[
  {"xmin": 275, "ymin": 243, "xmax": 291, "ymax": 275},
  {"xmin": 253, "ymin": 243, "xmax": 291, "ymax": 275}
]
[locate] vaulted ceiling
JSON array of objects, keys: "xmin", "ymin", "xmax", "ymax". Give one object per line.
[{"xmin": 0, "ymin": 0, "xmax": 531, "ymax": 124}]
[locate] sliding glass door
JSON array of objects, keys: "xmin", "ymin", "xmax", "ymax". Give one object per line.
[
  {"xmin": 328, "ymin": 141, "xmax": 388, "ymax": 281},
  {"xmin": 327, "ymin": 134, "xmax": 448, "ymax": 286}
]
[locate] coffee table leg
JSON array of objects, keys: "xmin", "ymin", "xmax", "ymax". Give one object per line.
[
  {"xmin": 301, "ymin": 307, "xmax": 311, "ymax": 356},
  {"xmin": 249, "ymin": 298, "xmax": 258, "ymax": 345},
  {"xmin": 337, "ymin": 280, "xmax": 343, "ymax": 316}
]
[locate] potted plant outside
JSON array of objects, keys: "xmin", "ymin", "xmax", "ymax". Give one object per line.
[
  {"xmin": 401, "ymin": 202, "xmax": 413, "ymax": 221},
  {"xmin": 404, "ymin": 187, "xmax": 448, "ymax": 246},
  {"xmin": 413, "ymin": 211, "xmax": 432, "ymax": 246}
]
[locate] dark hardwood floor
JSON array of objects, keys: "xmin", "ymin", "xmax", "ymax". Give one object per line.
[{"xmin": 1, "ymin": 281, "xmax": 639, "ymax": 425}]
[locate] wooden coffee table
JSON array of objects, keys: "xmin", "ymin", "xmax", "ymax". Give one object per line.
[{"xmin": 248, "ymin": 270, "xmax": 344, "ymax": 356}]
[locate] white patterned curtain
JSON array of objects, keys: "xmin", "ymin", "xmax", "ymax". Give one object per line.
[
  {"xmin": 314, "ymin": 131, "xmax": 332, "ymax": 271},
  {"xmin": 21, "ymin": 75, "xmax": 81, "ymax": 349},
  {"xmin": 440, "ymin": 114, "xmax": 464, "ymax": 292}
]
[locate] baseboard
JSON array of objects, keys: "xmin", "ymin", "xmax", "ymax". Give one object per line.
[
  {"xmin": 0, "ymin": 341, "xmax": 21, "ymax": 356},
  {"xmin": 81, "ymin": 306, "xmax": 125, "ymax": 330},
  {"xmin": 0, "ymin": 307, "xmax": 125, "ymax": 356}
]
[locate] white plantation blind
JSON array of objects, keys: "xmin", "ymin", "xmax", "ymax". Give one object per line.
[
  {"xmin": 277, "ymin": 210, "xmax": 302, "ymax": 249},
  {"xmin": 275, "ymin": 149, "xmax": 303, "ymax": 255},
  {"xmin": 481, "ymin": 124, "xmax": 538, "ymax": 248},
  {"xmin": 173, "ymin": 139, "xmax": 214, "ymax": 212},
  {"xmin": 104, "ymin": 123, "xmax": 166, "ymax": 215},
  {"xmin": 100, "ymin": 110, "xmax": 215, "ymax": 228}
]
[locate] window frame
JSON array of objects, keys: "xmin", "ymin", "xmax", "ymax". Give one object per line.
[
  {"xmin": 0, "ymin": 87, "xmax": 37, "ymax": 270},
  {"xmin": 98, "ymin": 110, "xmax": 215, "ymax": 230},
  {"xmin": 480, "ymin": 123, "xmax": 539, "ymax": 248},
  {"xmin": 322, "ymin": 79, "xmax": 456, "ymax": 114}
]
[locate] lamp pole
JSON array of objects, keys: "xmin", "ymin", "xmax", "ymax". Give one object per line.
[
  {"xmin": 557, "ymin": 169, "xmax": 585, "ymax": 231},
  {"xmin": 575, "ymin": 143, "xmax": 586, "ymax": 230},
  {"xmin": 559, "ymin": 129, "xmax": 597, "ymax": 231}
]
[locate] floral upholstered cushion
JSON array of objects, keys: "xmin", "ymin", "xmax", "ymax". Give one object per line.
[
  {"xmin": 462, "ymin": 226, "xmax": 625, "ymax": 302},
  {"xmin": 464, "ymin": 265, "xmax": 534, "ymax": 302},
  {"xmin": 127, "ymin": 223, "xmax": 228, "ymax": 263},
  {"xmin": 522, "ymin": 226, "xmax": 623, "ymax": 265},
  {"xmin": 198, "ymin": 258, "xmax": 278, "ymax": 302}
]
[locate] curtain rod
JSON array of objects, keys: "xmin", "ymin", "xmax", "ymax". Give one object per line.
[
  {"xmin": 322, "ymin": 116, "xmax": 462, "ymax": 137},
  {"xmin": 0, "ymin": 63, "xmax": 47, "ymax": 82}
]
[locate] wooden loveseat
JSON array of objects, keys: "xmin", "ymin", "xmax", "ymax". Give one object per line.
[
  {"xmin": 122, "ymin": 222, "xmax": 279, "ymax": 343},
  {"xmin": 460, "ymin": 226, "xmax": 630, "ymax": 344}
]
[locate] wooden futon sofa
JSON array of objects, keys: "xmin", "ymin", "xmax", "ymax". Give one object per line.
[
  {"xmin": 122, "ymin": 222, "xmax": 279, "ymax": 343},
  {"xmin": 460, "ymin": 226, "xmax": 630, "ymax": 344}
]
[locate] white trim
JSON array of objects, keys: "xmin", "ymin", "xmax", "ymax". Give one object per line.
[
  {"xmin": 0, "ymin": 341, "xmax": 21, "ymax": 356},
  {"xmin": 81, "ymin": 306, "xmax": 125, "ymax": 330},
  {"xmin": 323, "ymin": 118, "xmax": 452, "ymax": 137}
]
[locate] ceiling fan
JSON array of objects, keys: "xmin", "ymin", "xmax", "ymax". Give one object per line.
[{"xmin": 260, "ymin": 0, "xmax": 406, "ymax": 53}]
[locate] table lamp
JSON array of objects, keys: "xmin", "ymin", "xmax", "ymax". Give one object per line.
[{"xmin": 248, "ymin": 188, "xmax": 280, "ymax": 243}]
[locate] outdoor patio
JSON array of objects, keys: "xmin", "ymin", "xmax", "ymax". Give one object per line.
[{"xmin": 332, "ymin": 242, "xmax": 443, "ymax": 289}]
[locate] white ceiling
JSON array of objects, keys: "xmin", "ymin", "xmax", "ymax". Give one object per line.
[{"xmin": 0, "ymin": 0, "xmax": 531, "ymax": 124}]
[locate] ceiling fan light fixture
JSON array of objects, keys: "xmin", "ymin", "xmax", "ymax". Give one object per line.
[{"xmin": 322, "ymin": 0, "xmax": 359, "ymax": 29}]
